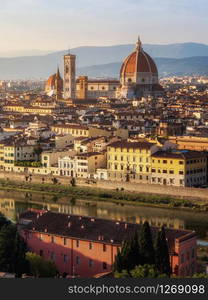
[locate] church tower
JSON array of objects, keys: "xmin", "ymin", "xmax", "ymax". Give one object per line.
[
  {"xmin": 64, "ymin": 52, "xmax": 76, "ymax": 99},
  {"xmin": 55, "ymin": 66, "xmax": 62, "ymax": 100}
]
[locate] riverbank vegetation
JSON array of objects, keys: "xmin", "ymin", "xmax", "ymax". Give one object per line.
[{"xmin": 0, "ymin": 178, "xmax": 207, "ymax": 212}]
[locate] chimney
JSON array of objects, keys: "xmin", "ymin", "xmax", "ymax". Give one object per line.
[
  {"xmin": 44, "ymin": 228, "xmax": 47, "ymax": 233},
  {"xmin": 125, "ymin": 223, "xmax": 128, "ymax": 229}
]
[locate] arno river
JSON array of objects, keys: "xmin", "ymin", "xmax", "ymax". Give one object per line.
[{"xmin": 0, "ymin": 189, "xmax": 208, "ymax": 243}]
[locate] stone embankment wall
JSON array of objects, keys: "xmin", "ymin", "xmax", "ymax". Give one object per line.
[{"xmin": 0, "ymin": 171, "xmax": 208, "ymax": 201}]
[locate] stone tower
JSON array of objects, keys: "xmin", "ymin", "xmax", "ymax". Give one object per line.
[
  {"xmin": 64, "ymin": 53, "xmax": 76, "ymax": 99},
  {"xmin": 78, "ymin": 76, "xmax": 88, "ymax": 99}
]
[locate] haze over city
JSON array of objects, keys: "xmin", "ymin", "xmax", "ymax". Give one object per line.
[{"xmin": 0, "ymin": 0, "xmax": 208, "ymax": 55}]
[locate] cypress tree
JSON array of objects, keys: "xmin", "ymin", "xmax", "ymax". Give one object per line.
[
  {"xmin": 113, "ymin": 249, "xmax": 124, "ymax": 273},
  {"xmin": 127, "ymin": 231, "xmax": 141, "ymax": 270},
  {"xmin": 139, "ymin": 221, "xmax": 155, "ymax": 265},
  {"xmin": 155, "ymin": 226, "xmax": 171, "ymax": 276}
]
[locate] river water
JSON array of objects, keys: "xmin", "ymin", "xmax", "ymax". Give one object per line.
[{"xmin": 0, "ymin": 189, "xmax": 208, "ymax": 241}]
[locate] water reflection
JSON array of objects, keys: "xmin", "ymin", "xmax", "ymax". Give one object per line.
[{"xmin": 0, "ymin": 190, "xmax": 207, "ymax": 240}]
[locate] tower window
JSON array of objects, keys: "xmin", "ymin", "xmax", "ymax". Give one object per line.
[
  {"xmin": 102, "ymin": 86, "xmax": 105, "ymax": 90},
  {"xmin": 128, "ymin": 78, "xmax": 132, "ymax": 83}
]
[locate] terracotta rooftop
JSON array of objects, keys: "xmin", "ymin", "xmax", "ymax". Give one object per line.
[
  {"xmin": 19, "ymin": 210, "xmax": 196, "ymax": 251},
  {"xmin": 108, "ymin": 140, "xmax": 155, "ymax": 150}
]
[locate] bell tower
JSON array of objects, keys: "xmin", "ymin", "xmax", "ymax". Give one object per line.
[{"xmin": 64, "ymin": 52, "xmax": 76, "ymax": 99}]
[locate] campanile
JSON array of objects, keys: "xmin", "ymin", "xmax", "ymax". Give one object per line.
[{"xmin": 64, "ymin": 53, "xmax": 76, "ymax": 99}]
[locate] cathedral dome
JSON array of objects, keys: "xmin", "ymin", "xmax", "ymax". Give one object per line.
[
  {"xmin": 45, "ymin": 68, "xmax": 63, "ymax": 96},
  {"xmin": 46, "ymin": 74, "xmax": 56, "ymax": 88},
  {"xmin": 120, "ymin": 37, "xmax": 158, "ymax": 86}
]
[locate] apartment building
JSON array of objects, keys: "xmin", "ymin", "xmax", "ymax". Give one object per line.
[
  {"xmin": 107, "ymin": 140, "xmax": 158, "ymax": 183},
  {"xmin": 151, "ymin": 150, "xmax": 207, "ymax": 187}
]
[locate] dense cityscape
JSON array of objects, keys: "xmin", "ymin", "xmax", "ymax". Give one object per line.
[{"xmin": 0, "ymin": 37, "xmax": 208, "ymax": 279}]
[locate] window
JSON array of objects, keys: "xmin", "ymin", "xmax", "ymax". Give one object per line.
[
  {"xmin": 76, "ymin": 256, "xmax": 80, "ymax": 265},
  {"xmin": 63, "ymin": 255, "xmax": 68, "ymax": 263},
  {"xmin": 89, "ymin": 242, "xmax": 93, "ymax": 250},
  {"xmin": 51, "ymin": 236, "xmax": 54, "ymax": 243},
  {"xmin": 170, "ymin": 178, "xmax": 174, "ymax": 184},
  {"xmin": 89, "ymin": 259, "xmax": 93, "ymax": 268},
  {"xmin": 179, "ymin": 161, "xmax": 184, "ymax": 165},
  {"xmin": 163, "ymin": 170, "xmax": 167, "ymax": 174},
  {"xmin": 39, "ymin": 250, "xmax": 43, "ymax": 257},
  {"xmin": 76, "ymin": 240, "xmax": 79, "ymax": 248},
  {"xmin": 63, "ymin": 238, "xmax": 67, "ymax": 246},
  {"xmin": 179, "ymin": 170, "xmax": 184, "ymax": 175},
  {"xmin": 163, "ymin": 160, "xmax": 167, "ymax": 164},
  {"xmin": 103, "ymin": 244, "xmax": 106, "ymax": 252},
  {"xmin": 103, "ymin": 262, "xmax": 107, "ymax": 270},
  {"xmin": 169, "ymin": 170, "xmax": 174, "ymax": 174}
]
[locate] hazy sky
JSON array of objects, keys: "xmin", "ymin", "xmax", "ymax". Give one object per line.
[{"xmin": 1, "ymin": 0, "xmax": 208, "ymax": 51}]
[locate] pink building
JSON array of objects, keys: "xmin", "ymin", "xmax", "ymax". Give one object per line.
[{"xmin": 19, "ymin": 210, "xmax": 197, "ymax": 277}]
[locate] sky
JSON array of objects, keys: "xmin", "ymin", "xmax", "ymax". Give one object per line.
[{"xmin": 0, "ymin": 0, "xmax": 208, "ymax": 52}]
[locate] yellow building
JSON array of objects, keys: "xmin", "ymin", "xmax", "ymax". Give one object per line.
[
  {"xmin": 51, "ymin": 124, "xmax": 89, "ymax": 138},
  {"xmin": 151, "ymin": 150, "xmax": 207, "ymax": 187},
  {"xmin": 107, "ymin": 140, "xmax": 158, "ymax": 183}
]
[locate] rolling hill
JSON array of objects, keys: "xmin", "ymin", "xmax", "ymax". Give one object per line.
[{"xmin": 0, "ymin": 43, "xmax": 208, "ymax": 79}]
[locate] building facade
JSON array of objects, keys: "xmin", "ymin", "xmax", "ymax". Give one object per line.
[
  {"xmin": 19, "ymin": 210, "xmax": 197, "ymax": 278},
  {"xmin": 151, "ymin": 150, "xmax": 207, "ymax": 187},
  {"xmin": 64, "ymin": 53, "xmax": 76, "ymax": 99},
  {"xmin": 107, "ymin": 140, "xmax": 158, "ymax": 183}
]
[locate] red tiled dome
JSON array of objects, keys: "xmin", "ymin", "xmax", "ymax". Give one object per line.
[
  {"xmin": 46, "ymin": 74, "xmax": 56, "ymax": 88},
  {"xmin": 121, "ymin": 50, "xmax": 158, "ymax": 76}
]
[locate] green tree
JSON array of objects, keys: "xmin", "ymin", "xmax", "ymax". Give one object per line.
[
  {"xmin": 114, "ymin": 231, "xmax": 140, "ymax": 272},
  {"xmin": 127, "ymin": 231, "xmax": 141, "ymax": 270},
  {"xmin": 114, "ymin": 269, "xmax": 129, "ymax": 278},
  {"xmin": 0, "ymin": 224, "xmax": 28, "ymax": 276},
  {"xmin": 26, "ymin": 252, "xmax": 57, "ymax": 278},
  {"xmin": 155, "ymin": 226, "xmax": 171, "ymax": 276},
  {"xmin": 0, "ymin": 212, "xmax": 10, "ymax": 230},
  {"xmin": 192, "ymin": 273, "xmax": 208, "ymax": 278},
  {"xmin": 0, "ymin": 224, "xmax": 17, "ymax": 272},
  {"xmin": 130, "ymin": 264, "xmax": 168, "ymax": 278},
  {"xmin": 13, "ymin": 233, "xmax": 29, "ymax": 277},
  {"xmin": 139, "ymin": 221, "xmax": 155, "ymax": 265},
  {"xmin": 113, "ymin": 249, "xmax": 124, "ymax": 273}
]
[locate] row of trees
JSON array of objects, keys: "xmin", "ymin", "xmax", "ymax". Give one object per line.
[{"xmin": 114, "ymin": 221, "xmax": 171, "ymax": 277}]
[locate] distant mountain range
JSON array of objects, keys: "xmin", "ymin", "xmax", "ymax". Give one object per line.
[
  {"xmin": 0, "ymin": 42, "xmax": 208, "ymax": 79},
  {"xmin": 77, "ymin": 57, "xmax": 208, "ymax": 79}
]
